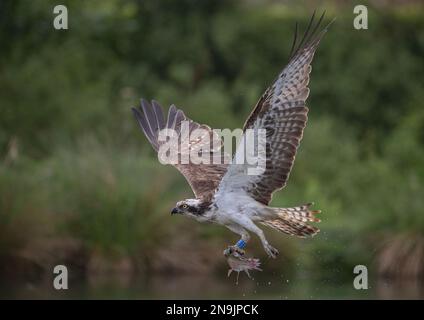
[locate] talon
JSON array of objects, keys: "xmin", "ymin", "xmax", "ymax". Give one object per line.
[{"xmin": 264, "ymin": 243, "xmax": 279, "ymax": 259}]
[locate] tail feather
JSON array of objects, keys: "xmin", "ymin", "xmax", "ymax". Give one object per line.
[
  {"xmin": 276, "ymin": 202, "xmax": 321, "ymax": 223},
  {"xmin": 261, "ymin": 203, "xmax": 321, "ymax": 238}
]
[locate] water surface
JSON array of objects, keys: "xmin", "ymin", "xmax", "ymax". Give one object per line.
[{"xmin": 2, "ymin": 272, "xmax": 423, "ymax": 299}]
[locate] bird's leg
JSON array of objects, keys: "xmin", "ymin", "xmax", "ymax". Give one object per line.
[
  {"xmin": 235, "ymin": 216, "xmax": 279, "ymax": 258},
  {"xmin": 224, "ymin": 224, "xmax": 250, "ymax": 256}
]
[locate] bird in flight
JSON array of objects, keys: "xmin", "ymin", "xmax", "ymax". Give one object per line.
[{"xmin": 132, "ymin": 12, "xmax": 331, "ymax": 258}]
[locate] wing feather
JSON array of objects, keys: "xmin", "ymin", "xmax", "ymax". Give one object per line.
[
  {"xmin": 133, "ymin": 101, "xmax": 230, "ymax": 200},
  {"xmin": 132, "ymin": 107, "xmax": 157, "ymax": 150},
  {"xmin": 218, "ymin": 12, "xmax": 333, "ymax": 205}
]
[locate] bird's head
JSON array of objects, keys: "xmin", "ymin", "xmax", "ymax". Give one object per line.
[{"xmin": 171, "ymin": 199, "xmax": 209, "ymax": 219}]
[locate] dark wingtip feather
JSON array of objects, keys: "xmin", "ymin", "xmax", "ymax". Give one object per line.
[
  {"xmin": 140, "ymin": 98, "xmax": 159, "ymax": 133},
  {"xmin": 131, "ymin": 107, "xmax": 142, "ymax": 129},
  {"xmin": 291, "ymin": 10, "xmax": 317, "ymax": 58},
  {"xmin": 289, "ymin": 10, "xmax": 333, "ymax": 60},
  {"xmin": 167, "ymin": 104, "xmax": 178, "ymax": 129},
  {"xmin": 131, "ymin": 105, "xmax": 144, "ymax": 126},
  {"xmin": 132, "ymin": 103, "xmax": 159, "ymax": 150},
  {"xmin": 151, "ymin": 100, "xmax": 166, "ymax": 130},
  {"xmin": 305, "ymin": 10, "xmax": 326, "ymax": 44},
  {"xmin": 289, "ymin": 22, "xmax": 299, "ymax": 59},
  {"xmin": 324, "ymin": 16, "xmax": 336, "ymax": 31}
]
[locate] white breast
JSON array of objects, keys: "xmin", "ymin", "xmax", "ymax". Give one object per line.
[{"xmin": 214, "ymin": 190, "xmax": 264, "ymax": 223}]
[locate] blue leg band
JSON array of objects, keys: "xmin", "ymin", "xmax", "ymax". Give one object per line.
[{"xmin": 236, "ymin": 239, "xmax": 246, "ymax": 249}]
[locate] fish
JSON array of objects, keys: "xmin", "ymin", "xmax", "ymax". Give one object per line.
[{"xmin": 223, "ymin": 246, "xmax": 262, "ymax": 284}]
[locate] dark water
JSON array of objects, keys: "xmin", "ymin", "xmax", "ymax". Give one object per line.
[{"xmin": 2, "ymin": 272, "xmax": 424, "ymax": 299}]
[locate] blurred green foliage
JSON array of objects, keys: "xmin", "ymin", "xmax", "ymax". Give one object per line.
[{"xmin": 1, "ymin": 0, "xmax": 424, "ymax": 278}]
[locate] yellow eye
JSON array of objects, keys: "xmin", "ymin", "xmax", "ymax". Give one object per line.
[{"xmin": 182, "ymin": 204, "xmax": 188, "ymax": 209}]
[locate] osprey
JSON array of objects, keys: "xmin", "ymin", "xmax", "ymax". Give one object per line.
[{"xmin": 132, "ymin": 12, "xmax": 331, "ymax": 258}]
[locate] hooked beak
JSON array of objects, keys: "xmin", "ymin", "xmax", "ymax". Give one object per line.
[{"xmin": 171, "ymin": 207, "xmax": 182, "ymax": 215}]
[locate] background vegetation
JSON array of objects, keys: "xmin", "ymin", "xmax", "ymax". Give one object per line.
[{"xmin": 1, "ymin": 0, "xmax": 424, "ymax": 298}]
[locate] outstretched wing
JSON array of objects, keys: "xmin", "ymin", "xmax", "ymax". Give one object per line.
[
  {"xmin": 217, "ymin": 12, "xmax": 333, "ymax": 205},
  {"xmin": 132, "ymin": 100, "xmax": 230, "ymax": 200}
]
